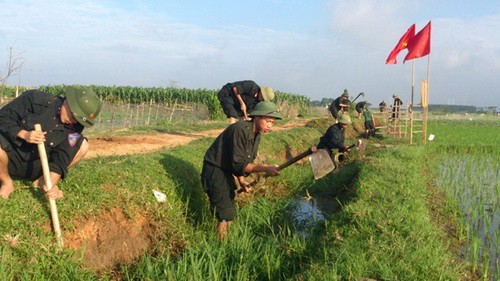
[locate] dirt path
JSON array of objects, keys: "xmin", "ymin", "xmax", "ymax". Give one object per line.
[{"xmin": 85, "ymin": 120, "xmax": 309, "ymax": 158}]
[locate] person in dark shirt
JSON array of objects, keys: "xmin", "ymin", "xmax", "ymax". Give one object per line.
[
  {"xmin": 317, "ymin": 114, "xmax": 352, "ymax": 156},
  {"xmin": 0, "ymin": 86, "xmax": 102, "ymax": 200},
  {"xmin": 379, "ymin": 100, "xmax": 387, "ymax": 112},
  {"xmin": 201, "ymin": 101, "xmax": 282, "ymax": 240},
  {"xmin": 391, "ymin": 94, "xmax": 403, "ymax": 121},
  {"xmin": 355, "ymin": 100, "xmax": 369, "ymax": 118},
  {"xmin": 328, "ymin": 90, "xmax": 350, "ymax": 122},
  {"xmin": 217, "ymin": 80, "xmax": 275, "ymax": 124}
]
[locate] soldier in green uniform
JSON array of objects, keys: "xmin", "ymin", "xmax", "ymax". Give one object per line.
[
  {"xmin": 362, "ymin": 106, "xmax": 376, "ymax": 137},
  {"xmin": 316, "ymin": 114, "xmax": 352, "ymax": 156},
  {"xmin": 355, "ymin": 100, "xmax": 369, "ymax": 118},
  {"xmin": 201, "ymin": 101, "xmax": 282, "ymax": 240},
  {"xmin": 0, "ymin": 86, "xmax": 102, "ymax": 200},
  {"xmin": 217, "ymin": 80, "xmax": 275, "ymax": 124},
  {"xmin": 328, "ymin": 90, "xmax": 350, "ymax": 122}
]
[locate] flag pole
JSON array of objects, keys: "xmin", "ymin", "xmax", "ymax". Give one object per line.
[
  {"xmin": 411, "ymin": 60, "xmax": 415, "ymax": 108},
  {"xmin": 423, "ymin": 53, "xmax": 431, "ymax": 144},
  {"xmin": 409, "ymin": 60, "xmax": 415, "ymax": 144}
]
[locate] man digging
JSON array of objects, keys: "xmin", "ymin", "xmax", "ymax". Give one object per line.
[{"xmin": 201, "ymin": 101, "xmax": 283, "ymax": 240}]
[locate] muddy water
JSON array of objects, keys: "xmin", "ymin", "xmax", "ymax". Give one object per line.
[{"xmin": 290, "ymin": 194, "xmax": 339, "ymax": 237}]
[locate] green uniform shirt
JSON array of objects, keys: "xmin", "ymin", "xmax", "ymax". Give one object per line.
[
  {"xmin": 203, "ymin": 120, "xmax": 260, "ymax": 177},
  {"xmin": 362, "ymin": 110, "xmax": 373, "ymax": 122}
]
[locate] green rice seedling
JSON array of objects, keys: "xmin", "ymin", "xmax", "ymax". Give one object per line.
[{"xmin": 430, "ymin": 118, "xmax": 500, "ymax": 279}]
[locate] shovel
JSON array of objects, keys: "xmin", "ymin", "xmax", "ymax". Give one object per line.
[
  {"xmin": 239, "ymin": 141, "xmax": 365, "ymax": 192},
  {"xmin": 238, "ymin": 146, "xmax": 319, "ymax": 193},
  {"xmin": 310, "ymin": 139, "xmax": 365, "ymax": 180},
  {"xmin": 350, "ymin": 92, "xmax": 365, "ymax": 104}
]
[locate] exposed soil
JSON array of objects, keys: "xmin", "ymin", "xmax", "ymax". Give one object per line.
[
  {"xmin": 64, "ymin": 208, "xmax": 155, "ymax": 273},
  {"xmin": 85, "ymin": 120, "xmax": 309, "ymax": 158}
]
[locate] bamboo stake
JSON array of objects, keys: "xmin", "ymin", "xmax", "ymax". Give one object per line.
[
  {"xmin": 34, "ymin": 124, "xmax": 64, "ymax": 248},
  {"xmin": 169, "ymin": 99, "xmax": 178, "ymax": 123},
  {"xmin": 146, "ymin": 99, "xmax": 153, "ymax": 126}
]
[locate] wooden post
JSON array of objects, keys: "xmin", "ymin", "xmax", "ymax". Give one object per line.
[
  {"xmin": 421, "ymin": 80, "xmax": 429, "ymax": 144},
  {"xmin": 169, "ymin": 99, "xmax": 178, "ymax": 123}
]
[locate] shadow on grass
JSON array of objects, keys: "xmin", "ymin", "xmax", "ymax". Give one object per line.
[
  {"xmin": 158, "ymin": 153, "xmax": 206, "ymax": 225},
  {"xmin": 24, "ymin": 180, "xmax": 55, "ymax": 218}
]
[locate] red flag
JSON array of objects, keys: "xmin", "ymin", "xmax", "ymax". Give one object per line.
[
  {"xmin": 385, "ymin": 24, "xmax": 416, "ymax": 64},
  {"xmin": 404, "ymin": 21, "xmax": 431, "ymax": 63}
]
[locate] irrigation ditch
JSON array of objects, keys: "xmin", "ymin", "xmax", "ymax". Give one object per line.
[{"xmin": 48, "ymin": 117, "xmax": 366, "ymax": 277}]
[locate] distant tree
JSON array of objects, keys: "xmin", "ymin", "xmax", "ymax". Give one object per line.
[
  {"xmin": 1, "ymin": 46, "xmax": 26, "ymax": 102},
  {"xmin": 429, "ymin": 104, "xmax": 477, "ymax": 113},
  {"xmin": 310, "ymin": 98, "xmax": 334, "ymax": 107},
  {"xmin": 484, "ymin": 106, "xmax": 497, "ymax": 115}
]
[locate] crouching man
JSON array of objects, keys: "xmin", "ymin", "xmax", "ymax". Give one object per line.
[
  {"xmin": 316, "ymin": 114, "xmax": 352, "ymax": 156},
  {"xmin": 0, "ymin": 86, "xmax": 102, "ymax": 200}
]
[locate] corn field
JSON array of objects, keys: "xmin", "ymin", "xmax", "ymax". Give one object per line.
[{"xmin": 1, "ymin": 85, "xmax": 311, "ymax": 129}]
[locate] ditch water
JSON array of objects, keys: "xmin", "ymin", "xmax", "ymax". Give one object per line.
[
  {"xmin": 291, "ymin": 198, "xmax": 325, "ymax": 237},
  {"xmin": 436, "ymin": 155, "xmax": 499, "ymax": 280},
  {"xmin": 290, "ymin": 194, "xmax": 338, "ymax": 237}
]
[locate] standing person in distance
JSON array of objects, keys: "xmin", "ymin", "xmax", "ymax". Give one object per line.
[
  {"xmin": 217, "ymin": 80, "xmax": 275, "ymax": 124},
  {"xmin": 328, "ymin": 89, "xmax": 350, "ymax": 122},
  {"xmin": 362, "ymin": 105, "xmax": 376, "ymax": 137},
  {"xmin": 201, "ymin": 101, "xmax": 282, "ymax": 240},
  {"xmin": 391, "ymin": 93, "xmax": 403, "ymax": 121},
  {"xmin": 379, "ymin": 100, "xmax": 387, "ymax": 113},
  {"xmin": 0, "ymin": 86, "xmax": 102, "ymax": 200}
]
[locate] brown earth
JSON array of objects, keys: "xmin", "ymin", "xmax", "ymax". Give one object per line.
[
  {"xmin": 64, "ymin": 208, "xmax": 155, "ymax": 273},
  {"xmin": 85, "ymin": 120, "xmax": 309, "ymax": 158}
]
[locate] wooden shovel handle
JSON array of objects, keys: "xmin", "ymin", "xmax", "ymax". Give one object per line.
[
  {"xmin": 35, "ymin": 124, "xmax": 64, "ymax": 248},
  {"xmin": 278, "ymin": 146, "xmax": 317, "ymax": 171},
  {"xmin": 237, "ymin": 146, "xmax": 318, "ymax": 194}
]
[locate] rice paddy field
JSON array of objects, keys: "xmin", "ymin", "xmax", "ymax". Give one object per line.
[{"xmin": 428, "ymin": 116, "xmax": 499, "ymax": 280}]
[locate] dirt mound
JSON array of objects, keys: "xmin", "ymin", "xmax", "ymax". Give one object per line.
[{"xmin": 64, "ymin": 208, "xmax": 155, "ymax": 273}]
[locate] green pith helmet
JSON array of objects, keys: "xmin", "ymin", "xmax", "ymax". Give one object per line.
[
  {"xmin": 248, "ymin": 101, "xmax": 283, "ymax": 119},
  {"xmin": 65, "ymin": 86, "xmax": 102, "ymax": 127},
  {"xmin": 260, "ymin": 86, "xmax": 275, "ymax": 101},
  {"xmin": 338, "ymin": 114, "xmax": 352, "ymax": 125},
  {"xmin": 341, "ymin": 90, "xmax": 349, "ymax": 98}
]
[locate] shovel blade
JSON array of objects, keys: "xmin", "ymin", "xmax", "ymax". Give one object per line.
[{"xmin": 309, "ymin": 149, "xmax": 335, "ymax": 180}]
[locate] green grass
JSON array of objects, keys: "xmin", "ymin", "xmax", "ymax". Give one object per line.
[{"xmin": 0, "ymin": 118, "xmax": 469, "ymax": 280}]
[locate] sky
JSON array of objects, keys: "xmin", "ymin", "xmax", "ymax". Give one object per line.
[{"xmin": 0, "ymin": 0, "xmax": 499, "ymax": 107}]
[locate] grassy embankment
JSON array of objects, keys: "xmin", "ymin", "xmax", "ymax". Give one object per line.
[{"xmin": 0, "ymin": 117, "xmax": 467, "ymax": 280}]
